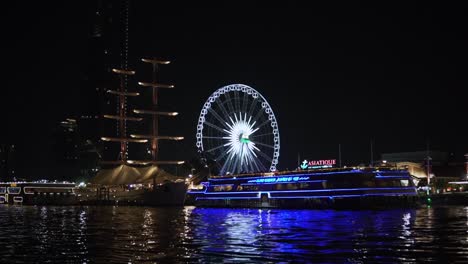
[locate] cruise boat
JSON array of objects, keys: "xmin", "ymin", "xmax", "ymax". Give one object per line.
[
  {"xmin": 186, "ymin": 167, "xmax": 419, "ymax": 208},
  {"xmin": 0, "ymin": 182, "xmax": 77, "ymax": 205}
]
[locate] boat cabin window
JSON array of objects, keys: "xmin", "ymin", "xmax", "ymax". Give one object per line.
[
  {"xmin": 274, "ymin": 182, "xmax": 325, "ymax": 190},
  {"xmin": 326, "ymin": 181, "xmax": 355, "ymax": 189},
  {"xmin": 321, "ymin": 181, "xmax": 328, "ymax": 189},
  {"xmin": 376, "ymin": 179, "xmax": 402, "ymax": 187},
  {"xmin": 300, "ymin": 182, "xmax": 327, "ymax": 190},
  {"xmin": 275, "ymin": 184, "xmax": 285, "ymax": 190},
  {"xmin": 24, "ymin": 187, "xmax": 73, "ymax": 194},
  {"xmin": 7, "ymin": 187, "xmax": 21, "ymax": 194},
  {"xmin": 362, "ymin": 181, "xmax": 376, "ymax": 187},
  {"xmin": 242, "ymin": 185, "xmax": 259, "ymax": 191},
  {"xmin": 400, "ymin": 180, "xmax": 410, "ymax": 187},
  {"xmin": 274, "ymin": 183, "xmax": 299, "ymax": 190},
  {"xmin": 213, "ymin": 185, "xmax": 233, "ymax": 192},
  {"xmin": 0, "ymin": 187, "xmax": 6, "ymax": 194}
]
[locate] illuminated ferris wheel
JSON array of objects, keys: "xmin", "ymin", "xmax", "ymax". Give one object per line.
[{"xmin": 196, "ymin": 84, "xmax": 280, "ymax": 175}]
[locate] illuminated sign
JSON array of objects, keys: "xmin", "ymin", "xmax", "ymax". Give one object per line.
[
  {"xmin": 301, "ymin": 159, "xmax": 336, "ymax": 170},
  {"xmin": 248, "ymin": 176, "xmax": 310, "ymax": 184}
]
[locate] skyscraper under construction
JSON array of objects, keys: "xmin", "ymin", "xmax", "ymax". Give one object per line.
[{"xmin": 81, "ymin": 0, "xmax": 137, "ymax": 164}]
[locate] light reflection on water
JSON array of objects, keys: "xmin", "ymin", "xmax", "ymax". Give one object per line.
[{"xmin": 1, "ymin": 205, "xmax": 468, "ymax": 263}]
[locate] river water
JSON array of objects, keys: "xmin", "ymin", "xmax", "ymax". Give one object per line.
[{"xmin": 1, "ymin": 205, "xmax": 467, "ymax": 263}]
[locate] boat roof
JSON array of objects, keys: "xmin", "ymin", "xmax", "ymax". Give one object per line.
[
  {"xmin": 91, "ymin": 164, "xmax": 184, "ymax": 185},
  {"xmin": 0, "ymin": 182, "xmax": 75, "ymax": 187},
  {"xmin": 209, "ymin": 166, "xmax": 408, "ymax": 179}
]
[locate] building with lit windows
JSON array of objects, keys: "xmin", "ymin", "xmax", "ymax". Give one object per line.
[{"xmin": 380, "ymin": 151, "xmax": 465, "ymax": 191}]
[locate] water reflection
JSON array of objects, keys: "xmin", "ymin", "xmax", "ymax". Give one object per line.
[{"xmin": 0, "ymin": 205, "xmax": 467, "ymax": 263}]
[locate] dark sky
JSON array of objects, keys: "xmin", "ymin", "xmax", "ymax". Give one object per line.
[{"xmin": 2, "ymin": 1, "xmax": 467, "ymax": 177}]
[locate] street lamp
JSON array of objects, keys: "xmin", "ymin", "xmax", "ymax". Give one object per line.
[{"xmin": 426, "ymin": 156, "xmax": 432, "ymax": 195}]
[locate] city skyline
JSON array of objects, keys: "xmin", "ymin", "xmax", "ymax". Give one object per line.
[{"xmin": 2, "ymin": 1, "xmax": 467, "ymax": 179}]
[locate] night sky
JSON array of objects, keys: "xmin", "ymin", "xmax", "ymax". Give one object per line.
[{"xmin": 3, "ymin": 1, "xmax": 467, "ymax": 178}]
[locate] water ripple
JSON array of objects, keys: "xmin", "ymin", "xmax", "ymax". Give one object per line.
[{"xmin": 0, "ymin": 205, "xmax": 467, "ymax": 263}]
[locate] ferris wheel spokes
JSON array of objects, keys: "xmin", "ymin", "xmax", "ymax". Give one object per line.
[
  {"xmin": 203, "ymin": 121, "xmax": 226, "ymax": 134},
  {"xmin": 201, "ymin": 136, "xmax": 228, "ymax": 139},
  {"xmin": 196, "ymin": 84, "xmax": 280, "ymax": 175},
  {"xmin": 253, "ymin": 141, "xmax": 275, "ymax": 149},
  {"xmin": 207, "ymin": 107, "xmax": 230, "ymax": 129},
  {"xmin": 250, "ymin": 132, "xmax": 274, "ymax": 138}
]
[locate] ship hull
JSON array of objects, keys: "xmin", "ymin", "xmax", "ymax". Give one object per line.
[
  {"xmin": 194, "ymin": 193, "xmax": 418, "ymax": 209},
  {"xmin": 78, "ymin": 182, "xmax": 188, "ymax": 207},
  {"xmin": 143, "ymin": 182, "xmax": 188, "ymax": 206}
]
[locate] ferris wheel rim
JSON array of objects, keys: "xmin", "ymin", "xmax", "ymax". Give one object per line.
[{"xmin": 196, "ymin": 84, "xmax": 280, "ymax": 173}]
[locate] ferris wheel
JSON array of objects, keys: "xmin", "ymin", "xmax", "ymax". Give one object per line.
[{"xmin": 196, "ymin": 84, "xmax": 280, "ymax": 175}]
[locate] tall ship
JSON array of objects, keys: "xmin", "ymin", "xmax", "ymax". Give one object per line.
[
  {"xmin": 87, "ymin": 57, "xmax": 187, "ymax": 206},
  {"xmin": 186, "ymin": 167, "xmax": 418, "ymax": 209},
  {"xmin": 82, "ymin": 1, "xmax": 187, "ymax": 206}
]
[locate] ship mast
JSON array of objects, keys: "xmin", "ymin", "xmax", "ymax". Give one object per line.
[
  {"xmin": 100, "ymin": 0, "xmax": 147, "ymax": 165},
  {"xmin": 101, "ymin": 69, "xmax": 147, "ymax": 165},
  {"xmin": 129, "ymin": 58, "xmax": 184, "ymax": 166}
]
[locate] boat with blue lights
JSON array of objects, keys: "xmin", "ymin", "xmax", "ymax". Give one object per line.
[{"xmin": 186, "ymin": 167, "xmax": 419, "ymax": 209}]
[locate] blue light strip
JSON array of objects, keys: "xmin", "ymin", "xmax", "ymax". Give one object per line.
[
  {"xmin": 247, "ymin": 176, "xmax": 311, "ymax": 184},
  {"xmin": 203, "ymin": 187, "xmax": 416, "ymax": 195},
  {"xmin": 240, "ymin": 180, "xmax": 325, "ymax": 186},
  {"xmin": 208, "ymin": 170, "xmax": 364, "ymax": 182},
  {"xmin": 204, "ymin": 191, "xmax": 262, "ymax": 195},
  {"xmin": 195, "ymin": 192, "xmax": 417, "ymax": 200},
  {"xmin": 269, "ymin": 192, "xmax": 417, "ymax": 199},
  {"xmin": 304, "ymin": 165, "xmax": 333, "ymax": 169},
  {"xmin": 375, "ymin": 176, "xmax": 409, "ymax": 179},
  {"xmin": 196, "ymin": 197, "xmax": 262, "ymax": 200}
]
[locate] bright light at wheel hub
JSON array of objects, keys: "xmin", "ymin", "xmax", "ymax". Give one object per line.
[
  {"xmin": 224, "ymin": 113, "xmax": 259, "ymax": 163},
  {"xmin": 240, "ymin": 133, "xmax": 250, "ymax": 143}
]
